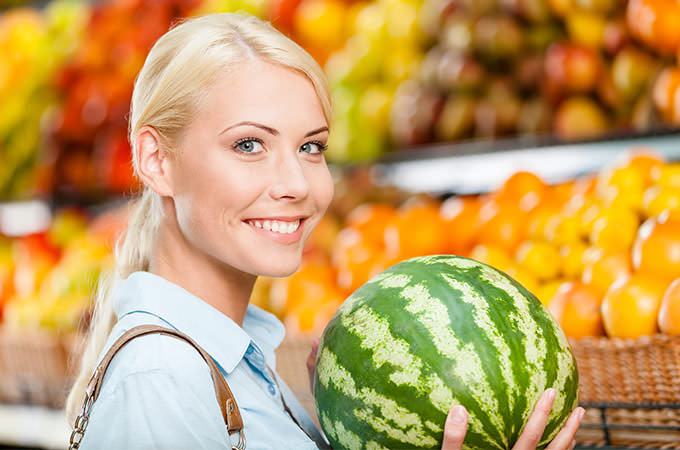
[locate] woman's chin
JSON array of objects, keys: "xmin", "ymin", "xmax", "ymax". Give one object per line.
[{"xmin": 254, "ymin": 259, "xmax": 302, "ymax": 278}]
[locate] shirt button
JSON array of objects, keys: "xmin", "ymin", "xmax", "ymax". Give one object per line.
[{"xmin": 268, "ymin": 385, "xmax": 276, "ymax": 395}]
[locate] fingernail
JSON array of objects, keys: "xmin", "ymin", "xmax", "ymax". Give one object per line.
[
  {"xmin": 449, "ymin": 405, "xmax": 466, "ymax": 424},
  {"xmin": 546, "ymin": 388, "xmax": 556, "ymax": 402},
  {"xmin": 576, "ymin": 407, "xmax": 585, "ymax": 421}
]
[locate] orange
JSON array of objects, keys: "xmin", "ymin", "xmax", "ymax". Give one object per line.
[
  {"xmin": 658, "ymin": 278, "xmax": 680, "ymax": 334},
  {"xmin": 439, "ymin": 195, "xmax": 481, "ymax": 255},
  {"xmin": 574, "ymin": 196, "xmax": 601, "ymax": 236},
  {"xmin": 581, "ymin": 247, "xmax": 632, "ymax": 296},
  {"xmin": 305, "ymin": 215, "xmax": 341, "ymax": 255},
  {"xmin": 331, "ymin": 228, "xmax": 382, "ymax": 294},
  {"xmin": 515, "ymin": 240, "xmax": 562, "ymax": 281},
  {"xmin": 548, "ymin": 282, "xmax": 605, "ymax": 339},
  {"xmin": 504, "ymin": 264, "xmax": 540, "ymax": 297},
  {"xmin": 642, "ymin": 185, "xmax": 680, "ymax": 219},
  {"xmin": 627, "ymin": 0, "xmax": 680, "ymax": 54},
  {"xmin": 617, "ymin": 148, "xmax": 666, "ymax": 186},
  {"xmin": 545, "ymin": 212, "xmax": 582, "ymax": 246},
  {"xmin": 345, "ymin": 203, "xmax": 396, "ymax": 248},
  {"xmin": 536, "ymin": 280, "xmax": 564, "ymax": 307},
  {"xmin": 572, "ymin": 175, "xmax": 597, "ymax": 197},
  {"xmin": 601, "ymin": 273, "xmax": 668, "ymax": 338},
  {"xmin": 384, "ymin": 202, "xmax": 448, "ymax": 259},
  {"xmin": 653, "ymin": 67, "xmax": 680, "ymax": 123},
  {"xmin": 651, "ymin": 162, "xmax": 680, "ymax": 189},
  {"xmin": 527, "ymin": 205, "xmax": 561, "ymax": 240},
  {"xmin": 284, "ymin": 295, "xmax": 344, "ymax": 337},
  {"xmin": 589, "ymin": 207, "xmax": 639, "ymax": 252},
  {"xmin": 476, "ymin": 200, "xmax": 527, "ymax": 253},
  {"xmin": 632, "ymin": 215, "xmax": 680, "ymax": 282},
  {"xmin": 294, "ymin": 0, "xmax": 347, "ymax": 49},
  {"xmin": 269, "ymin": 260, "xmax": 337, "ymax": 316},
  {"xmin": 560, "ymin": 242, "xmax": 588, "ymax": 279},
  {"xmin": 596, "ymin": 166, "xmax": 646, "ymax": 211},
  {"xmin": 470, "ymin": 244, "xmax": 513, "ymax": 272},
  {"xmin": 549, "ymin": 181, "xmax": 577, "ymax": 207},
  {"xmin": 496, "ymin": 171, "xmax": 548, "ymax": 212}
]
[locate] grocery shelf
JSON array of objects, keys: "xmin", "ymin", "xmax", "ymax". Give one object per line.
[
  {"xmin": 0, "ymin": 404, "xmax": 68, "ymax": 450},
  {"xmin": 372, "ymin": 130, "xmax": 680, "ymax": 195},
  {"xmin": 0, "ymin": 195, "xmax": 129, "ymax": 237}
]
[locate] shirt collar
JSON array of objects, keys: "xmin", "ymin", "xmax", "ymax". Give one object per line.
[{"xmin": 113, "ymin": 271, "xmax": 286, "ymax": 373}]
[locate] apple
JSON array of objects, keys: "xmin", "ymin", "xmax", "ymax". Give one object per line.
[
  {"xmin": 553, "ymin": 96, "xmax": 609, "ymax": 140},
  {"xmin": 612, "ymin": 46, "xmax": 660, "ymax": 102},
  {"xmin": 436, "ymin": 50, "xmax": 486, "ymax": 92},
  {"xmin": 545, "ymin": 42, "xmax": 601, "ymax": 94}
]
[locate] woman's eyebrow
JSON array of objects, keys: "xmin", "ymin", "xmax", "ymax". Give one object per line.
[
  {"xmin": 220, "ymin": 121, "xmax": 279, "ymax": 136},
  {"xmin": 305, "ymin": 126, "xmax": 329, "ymax": 137},
  {"xmin": 220, "ymin": 122, "xmax": 328, "ymax": 138}
]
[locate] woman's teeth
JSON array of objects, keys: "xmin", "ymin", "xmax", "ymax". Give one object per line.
[{"xmin": 247, "ymin": 219, "xmax": 300, "ymax": 234}]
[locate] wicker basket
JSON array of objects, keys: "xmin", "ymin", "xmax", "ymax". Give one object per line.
[
  {"xmin": 570, "ymin": 334, "xmax": 680, "ymax": 448},
  {"xmin": 1, "ymin": 329, "xmax": 679, "ymax": 448},
  {"xmin": 0, "ymin": 328, "xmax": 81, "ymax": 408}
]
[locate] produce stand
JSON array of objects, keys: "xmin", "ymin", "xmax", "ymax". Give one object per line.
[
  {"xmin": 2, "ymin": 0, "xmax": 680, "ymax": 446},
  {"xmin": 2, "ymin": 133, "xmax": 680, "ymax": 448}
]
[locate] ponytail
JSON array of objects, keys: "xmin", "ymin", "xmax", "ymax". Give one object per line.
[{"xmin": 65, "ymin": 189, "xmax": 161, "ymax": 423}]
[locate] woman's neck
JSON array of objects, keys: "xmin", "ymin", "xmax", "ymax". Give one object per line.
[{"xmin": 148, "ymin": 219, "xmax": 257, "ymax": 327}]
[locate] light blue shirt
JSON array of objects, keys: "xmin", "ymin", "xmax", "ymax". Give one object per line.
[{"xmin": 79, "ymin": 271, "xmax": 329, "ymax": 449}]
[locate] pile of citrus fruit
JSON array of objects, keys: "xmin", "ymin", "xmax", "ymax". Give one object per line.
[{"xmin": 259, "ymin": 147, "xmax": 680, "ymax": 340}]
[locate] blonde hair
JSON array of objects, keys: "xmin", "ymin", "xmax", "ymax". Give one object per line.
[{"xmin": 66, "ymin": 12, "xmax": 331, "ymax": 423}]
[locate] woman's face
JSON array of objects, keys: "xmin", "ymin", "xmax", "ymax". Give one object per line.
[{"xmin": 168, "ymin": 60, "xmax": 333, "ymax": 278}]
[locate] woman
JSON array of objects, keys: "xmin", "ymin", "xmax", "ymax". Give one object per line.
[{"xmin": 66, "ymin": 13, "xmax": 584, "ymax": 450}]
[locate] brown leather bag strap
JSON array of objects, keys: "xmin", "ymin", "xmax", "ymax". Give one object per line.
[{"xmin": 87, "ymin": 325, "xmax": 244, "ymax": 437}]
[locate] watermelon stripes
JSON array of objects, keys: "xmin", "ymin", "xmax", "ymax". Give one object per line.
[{"xmin": 314, "ymin": 255, "xmax": 579, "ymax": 450}]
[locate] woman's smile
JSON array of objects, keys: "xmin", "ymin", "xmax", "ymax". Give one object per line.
[{"xmin": 243, "ymin": 216, "xmax": 308, "ymax": 243}]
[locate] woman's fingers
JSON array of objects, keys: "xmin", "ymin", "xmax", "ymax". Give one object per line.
[
  {"xmin": 545, "ymin": 407, "xmax": 585, "ymax": 450},
  {"xmin": 307, "ymin": 337, "xmax": 320, "ymax": 393},
  {"xmin": 441, "ymin": 405, "xmax": 468, "ymax": 450},
  {"xmin": 512, "ymin": 388, "xmax": 556, "ymax": 450}
]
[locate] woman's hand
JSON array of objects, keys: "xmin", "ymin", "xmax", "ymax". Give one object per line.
[
  {"xmin": 307, "ymin": 340, "xmax": 583, "ymax": 449},
  {"xmin": 442, "ymin": 389, "xmax": 585, "ymax": 450},
  {"xmin": 307, "ymin": 337, "xmax": 320, "ymax": 394}
]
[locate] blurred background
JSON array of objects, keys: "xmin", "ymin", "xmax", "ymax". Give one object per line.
[{"xmin": 0, "ymin": 0, "xmax": 679, "ymax": 448}]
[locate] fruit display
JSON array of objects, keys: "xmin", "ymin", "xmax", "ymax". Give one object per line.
[
  {"xmin": 0, "ymin": 1, "xmax": 87, "ymax": 198},
  {"xmin": 348, "ymin": 0, "xmax": 680, "ymax": 158},
  {"xmin": 0, "ymin": 207, "xmax": 127, "ymax": 331},
  {"xmin": 43, "ymin": 0, "xmax": 204, "ymax": 198},
  {"xmin": 313, "ymin": 255, "xmax": 578, "ymax": 449},
  {"xmin": 270, "ymin": 0, "xmax": 368, "ymax": 66},
  {"xmin": 264, "ymin": 148, "xmax": 680, "ymax": 341},
  {"xmin": 322, "ymin": 0, "xmax": 426, "ymax": 162}
]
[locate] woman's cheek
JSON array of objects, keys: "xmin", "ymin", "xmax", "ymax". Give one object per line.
[{"xmin": 315, "ymin": 164, "xmax": 335, "ymax": 213}]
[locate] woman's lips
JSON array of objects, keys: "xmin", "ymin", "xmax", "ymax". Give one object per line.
[{"xmin": 243, "ymin": 218, "xmax": 305, "ymax": 244}]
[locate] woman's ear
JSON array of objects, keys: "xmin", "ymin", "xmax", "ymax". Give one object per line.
[{"xmin": 135, "ymin": 126, "xmax": 175, "ymax": 197}]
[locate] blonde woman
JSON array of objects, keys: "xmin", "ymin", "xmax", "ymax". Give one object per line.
[{"xmin": 66, "ymin": 13, "xmax": 584, "ymax": 450}]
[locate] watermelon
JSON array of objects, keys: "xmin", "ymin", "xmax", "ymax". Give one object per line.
[{"xmin": 313, "ymin": 255, "xmax": 579, "ymax": 450}]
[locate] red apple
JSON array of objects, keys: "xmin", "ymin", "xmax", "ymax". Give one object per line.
[{"xmin": 545, "ymin": 42, "xmax": 601, "ymax": 94}]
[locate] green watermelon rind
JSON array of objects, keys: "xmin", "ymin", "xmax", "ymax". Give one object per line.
[{"xmin": 313, "ymin": 255, "xmax": 579, "ymax": 450}]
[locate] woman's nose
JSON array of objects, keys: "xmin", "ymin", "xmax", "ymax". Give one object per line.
[{"xmin": 268, "ymin": 152, "xmax": 310, "ymax": 201}]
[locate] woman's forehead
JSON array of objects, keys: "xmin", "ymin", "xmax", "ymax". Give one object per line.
[{"xmin": 201, "ymin": 61, "xmax": 325, "ymax": 124}]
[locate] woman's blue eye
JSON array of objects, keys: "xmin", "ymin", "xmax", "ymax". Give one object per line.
[
  {"xmin": 234, "ymin": 138, "xmax": 264, "ymax": 154},
  {"xmin": 300, "ymin": 141, "xmax": 328, "ymax": 154}
]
